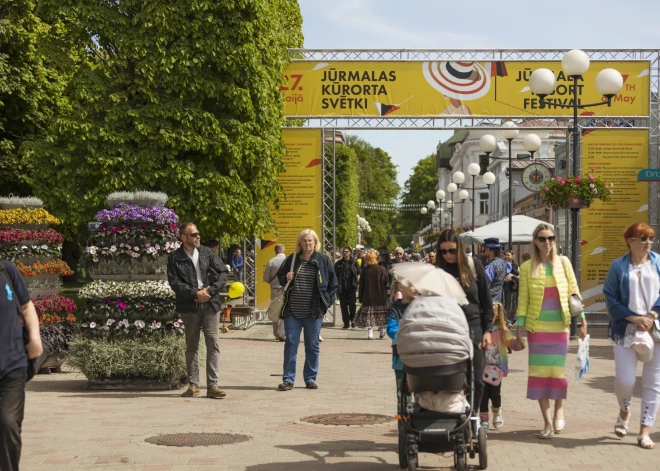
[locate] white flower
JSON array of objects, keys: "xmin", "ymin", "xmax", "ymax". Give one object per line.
[
  {"xmin": 119, "ymin": 243, "xmax": 125, "ymax": 248},
  {"xmin": 154, "ymin": 244, "xmax": 161, "ymax": 250},
  {"xmin": 103, "ymin": 325, "xmax": 109, "ymax": 331},
  {"xmin": 174, "ymin": 322, "xmax": 180, "ymax": 328},
  {"xmin": 135, "ymin": 320, "xmax": 145, "ymax": 329},
  {"xmin": 41, "ymin": 244, "xmax": 48, "ymax": 249},
  {"xmin": 145, "ymin": 243, "xmax": 151, "ymax": 248},
  {"xmin": 90, "ymin": 322, "xmax": 97, "ymax": 328},
  {"xmin": 133, "ymin": 246, "xmax": 140, "ymax": 252},
  {"xmin": 589, "ymin": 183, "xmax": 595, "ymax": 189},
  {"xmin": 110, "ymin": 245, "xmax": 117, "ymax": 253},
  {"xmin": 106, "ymin": 319, "xmax": 116, "ymax": 326}
]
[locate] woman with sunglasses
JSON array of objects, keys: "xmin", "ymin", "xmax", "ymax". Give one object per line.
[
  {"xmin": 604, "ymin": 222, "xmax": 660, "ymax": 449},
  {"xmin": 516, "ymin": 224, "xmax": 586, "ymax": 439},
  {"xmin": 436, "ymin": 229, "xmax": 493, "ymax": 419}
]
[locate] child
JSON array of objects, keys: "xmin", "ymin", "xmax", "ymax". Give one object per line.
[
  {"xmin": 386, "ymin": 282, "xmax": 417, "ymax": 412},
  {"xmin": 480, "ymin": 301, "xmax": 524, "ymax": 433}
]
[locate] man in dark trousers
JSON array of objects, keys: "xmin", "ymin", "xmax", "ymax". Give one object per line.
[
  {"xmin": 334, "ymin": 246, "xmax": 360, "ymax": 329},
  {"xmin": 1, "ymin": 261, "xmax": 43, "ymax": 471},
  {"xmin": 167, "ymin": 222, "xmax": 229, "ymax": 399}
]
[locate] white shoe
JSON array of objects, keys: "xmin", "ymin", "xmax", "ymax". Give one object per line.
[{"xmin": 319, "ymin": 335, "xmax": 324, "ymax": 342}]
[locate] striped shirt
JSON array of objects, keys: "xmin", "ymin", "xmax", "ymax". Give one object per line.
[{"xmin": 288, "ymin": 260, "xmax": 318, "ymax": 318}]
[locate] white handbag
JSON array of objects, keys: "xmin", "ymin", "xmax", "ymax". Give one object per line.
[
  {"xmin": 267, "ymin": 253, "xmax": 296, "ymax": 323},
  {"xmin": 560, "ymin": 256, "xmax": 583, "ymax": 317}
]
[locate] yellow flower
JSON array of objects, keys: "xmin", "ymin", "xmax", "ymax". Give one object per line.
[{"xmin": 0, "ymin": 208, "xmax": 61, "ymax": 225}]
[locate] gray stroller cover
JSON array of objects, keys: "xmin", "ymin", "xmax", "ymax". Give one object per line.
[{"xmin": 397, "ymin": 296, "xmax": 473, "ymax": 368}]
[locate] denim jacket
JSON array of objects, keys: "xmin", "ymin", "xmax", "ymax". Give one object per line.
[{"xmin": 603, "ymin": 251, "xmax": 660, "ymax": 344}]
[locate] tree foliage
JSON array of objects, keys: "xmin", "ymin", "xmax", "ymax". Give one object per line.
[
  {"xmin": 398, "ymin": 154, "xmax": 437, "ymax": 245},
  {"xmin": 24, "ymin": 0, "xmax": 303, "ymax": 239},
  {"xmin": 0, "ymin": 0, "xmax": 73, "ymax": 195},
  {"xmin": 346, "ymin": 135, "xmax": 399, "ymax": 250},
  {"xmin": 334, "ymin": 144, "xmax": 358, "ymax": 250}
]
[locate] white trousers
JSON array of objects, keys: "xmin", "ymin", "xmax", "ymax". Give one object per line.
[{"xmin": 614, "ymin": 344, "xmax": 660, "ymax": 427}]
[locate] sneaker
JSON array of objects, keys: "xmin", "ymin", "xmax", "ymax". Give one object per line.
[
  {"xmin": 351, "ymin": 322, "xmax": 355, "ymax": 328},
  {"xmin": 492, "ymin": 408, "xmax": 503, "ymax": 429},
  {"xmin": 342, "ymin": 326, "xmax": 349, "ymax": 330},
  {"xmin": 181, "ymin": 385, "xmax": 200, "ymax": 397},
  {"xmin": 319, "ymin": 335, "xmax": 324, "ymax": 342},
  {"xmin": 278, "ymin": 381, "xmax": 294, "ymax": 391},
  {"xmin": 206, "ymin": 385, "xmax": 227, "ymax": 399},
  {"xmin": 379, "ymin": 327, "xmax": 386, "ymax": 339},
  {"xmin": 277, "ymin": 336, "xmax": 285, "ymax": 342},
  {"xmin": 306, "ymin": 381, "xmax": 318, "ymax": 389}
]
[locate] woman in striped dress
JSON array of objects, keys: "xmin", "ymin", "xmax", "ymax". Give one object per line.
[{"xmin": 516, "ymin": 224, "xmax": 588, "ymax": 438}]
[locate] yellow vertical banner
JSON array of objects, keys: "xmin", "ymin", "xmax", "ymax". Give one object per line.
[
  {"xmin": 255, "ymin": 129, "xmax": 323, "ymax": 310},
  {"xmin": 580, "ymin": 129, "xmax": 649, "ymax": 312}
]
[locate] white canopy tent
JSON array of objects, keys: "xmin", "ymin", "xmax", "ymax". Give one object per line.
[{"xmin": 460, "ymin": 215, "xmax": 553, "ymax": 245}]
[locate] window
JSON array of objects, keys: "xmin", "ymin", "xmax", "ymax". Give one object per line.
[
  {"xmin": 479, "ymin": 155, "xmax": 489, "ymax": 174},
  {"xmin": 479, "ymin": 193, "xmax": 489, "ymax": 215}
]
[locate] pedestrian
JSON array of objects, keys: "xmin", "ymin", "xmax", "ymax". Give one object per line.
[
  {"xmin": 435, "ymin": 229, "xmax": 493, "ymax": 424},
  {"xmin": 427, "ymin": 250, "xmax": 437, "ymax": 265},
  {"xmin": 483, "ymin": 238, "xmax": 508, "ymax": 303},
  {"xmin": 516, "ymin": 223, "xmax": 587, "ymax": 438},
  {"xmin": 521, "ymin": 252, "xmax": 531, "ymax": 263},
  {"xmin": 231, "ymin": 249, "xmax": 244, "ymax": 282},
  {"xmin": 0, "ymin": 261, "xmax": 43, "ymax": 471},
  {"xmin": 356, "ymin": 249, "xmax": 366, "ymax": 269},
  {"xmin": 263, "ymin": 244, "xmax": 287, "ymax": 341},
  {"xmin": 355, "ymin": 249, "xmax": 390, "ymax": 339},
  {"xmin": 391, "ymin": 247, "xmax": 405, "ymax": 266},
  {"xmin": 206, "ymin": 239, "xmax": 220, "ymax": 255},
  {"xmin": 502, "ymin": 250, "xmax": 520, "ymax": 323},
  {"xmin": 480, "ymin": 301, "xmax": 524, "ymax": 433},
  {"xmin": 603, "ymin": 222, "xmax": 660, "ymax": 449},
  {"xmin": 334, "ymin": 247, "xmax": 360, "ymax": 330},
  {"xmin": 167, "ymin": 222, "xmax": 229, "ymax": 399},
  {"xmin": 276, "ymin": 229, "xmax": 338, "ymax": 391}
]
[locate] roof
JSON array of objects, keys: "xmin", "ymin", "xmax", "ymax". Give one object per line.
[{"xmin": 436, "ymin": 130, "xmax": 469, "ymax": 169}]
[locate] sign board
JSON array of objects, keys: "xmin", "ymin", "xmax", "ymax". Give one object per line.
[
  {"xmin": 637, "ymin": 168, "xmax": 660, "ymax": 181},
  {"xmin": 282, "ymin": 61, "xmax": 650, "ymax": 117}
]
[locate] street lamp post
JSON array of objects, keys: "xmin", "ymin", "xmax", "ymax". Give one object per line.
[
  {"xmin": 447, "ymin": 183, "xmax": 458, "ymax": 228},
  {"xmin": 466, "ymin": 163, "xmax": 496, "ymax": 248},
  {"xmin": 529, "ymin": 50, "xmax": 623, "ymax": 280}
]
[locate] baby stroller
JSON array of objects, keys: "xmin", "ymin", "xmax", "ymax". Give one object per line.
[{"xmin": 396, "ymin": 296, "xmax": 487, "ymax": 471}]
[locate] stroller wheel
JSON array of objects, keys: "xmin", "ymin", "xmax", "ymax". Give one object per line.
[
  {"xmin": 478, "ymin": 425, "xmax": 488, "ymax": 469},
  {"xmin": 397, "ymin": 424, "xmax": 408, "ymax": 469},
  {"xmin": 455, "ymin": 453, "xmax": 466, "ymax": 471},
  {"xmin": 407, "ymin": 454, "xmax": 417, "ymax": 471}
]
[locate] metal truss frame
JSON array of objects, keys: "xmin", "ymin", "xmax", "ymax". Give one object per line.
[
  {"xmin": 242, "ymin": 238, "xmax": 256, "ymax": 305},
  {"xmin": 322, "ymin": 130, "xmax": 338, "ymax": 326}
]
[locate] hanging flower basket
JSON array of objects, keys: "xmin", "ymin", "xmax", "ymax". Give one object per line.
[{"xmin": 540, "ymin": 171, "xmax": 613, "ymax": 210}]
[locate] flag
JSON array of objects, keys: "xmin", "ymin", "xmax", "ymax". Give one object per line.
[
  {"xmin": 490, "ymin": 61, "xmax": 508, "ymax": 77},
  {"xmin": 256, "ymin": 238, "xmax": 277, "ymax": 250}
]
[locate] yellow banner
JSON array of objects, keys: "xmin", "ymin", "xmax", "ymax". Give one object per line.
[
  {"xmin": 580, "ymin": 129, "xmax": 649, "ymax": 312},
  {"xmin": 255, "ymin": 129, "xmax": 323, "ymax": 310},
  {"xmin": 282, "ymin": 61, "xmax": 649, "ymax": 117}
]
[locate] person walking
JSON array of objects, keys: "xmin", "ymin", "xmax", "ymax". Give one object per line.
[
  {"xmin": 276, "ymin": 229, "xmax": 337, "ymax": 391},
  {"xmin": 231, "ymin": 249, "xmax": 244, "ymax": 282},
  {"xmin": 263, "ymin": 244, "xmax": 287, "ymax": 341},
  {"xmin": 603, "ymin": 222, "xmax": 660, "ymax": 449},
  {"xmin": 516, "ymin": 223, "xmax": 587, "ymax": 438},
  {"xmin": 0, "ymin": 261, "xmax": 43, "ymax": 471},
  {"xmin": 483, "ymin": 238, "xmax": 508, "ymax": 303},
  {"xmin": 355, "ymin": 250, "xmax": 390, "ymax": 339},
  {"xmin": 334, "ymin": 247, "xmax": 360, "ymax": 330},
  {"xmin": 167, "ymin": 222, "xmax": 229, "ymax": 399},
  {"xmin": 503, "ymin": 250, "xmax": 520, "ymax": 323},
  {"xmin": 436, "ymin": 229, "xmax": 493, "ymax": 423}
]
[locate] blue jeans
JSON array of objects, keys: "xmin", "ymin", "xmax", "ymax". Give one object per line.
[
  {"xmin": 283, "ymin": 315, "xmax": 323, "ymax": 384},
  {"xmin": 234, "ymin": 268, "xmax": 243, "ymax": 281}
]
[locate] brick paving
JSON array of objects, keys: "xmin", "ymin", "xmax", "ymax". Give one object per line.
[{"xmin": 20, "ymin": 325, "xmax": 659, "ymax": 470}]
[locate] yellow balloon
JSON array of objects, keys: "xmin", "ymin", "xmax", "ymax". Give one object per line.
[{"xmin": 228, "ymin": 282, "xmax": 245, "ymax": 299}]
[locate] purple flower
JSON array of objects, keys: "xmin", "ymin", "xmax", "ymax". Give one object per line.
[
  {"xmin": 94, "ymin": 203, "xmax": 178, "ymax": 225},
  {"xmin": 140, "ymin": 305, "xmax": 145, "ymax": 310},
  {"xmin": 116, "ymin": 300, "xmax": 127, "ymax": 309}
]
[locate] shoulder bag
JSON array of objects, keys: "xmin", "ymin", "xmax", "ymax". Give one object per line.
[
  {"xmin": 560, "ymin": 256, "xmax": 583, "ymax": 317},
  {"xmin": 267, "ymin": 253, "xmax": 296, "ymax": 323}
]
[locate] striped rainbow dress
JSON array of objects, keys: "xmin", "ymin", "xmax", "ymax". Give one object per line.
[{"xmin": 526, "ymin": 263, "xmax": 569, "ymax": 400}]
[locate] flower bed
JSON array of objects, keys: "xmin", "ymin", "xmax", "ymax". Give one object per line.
[
  {"xmin": 541, "ymin": 171, "xmax": 613, "ymax": 210},
  {"xmin": 25, "ymin": 277, "xmax": 63, "ymax": 290},
  {"xmin": 0, "ymin": 228, "xmax": 62, "ymax": 244},
  {"xmin": 88, "ymin": 224, "xmax": 178, "ymax": 246},
  {"xmin": 0, "ymin": 244, "xmax": 62, "ymax": 261},
  {"xmin": 87, "ymin": 259, "xmax": 168, "ymax": 276},
  {"xmin": 82, "ymin": 241, "xmax": 179, "ymax": 265},
  {"xmin": 15, "ymin": 260, "xmax": 73, "ymax": 277},
  {"xmin": 79, "ymin": 280, "xmax": 174, "ymax": 299},
  {"xmin": 95, "ymin": 203, "xmax": 178, "ymax": 225},
  {"xmin": 0, "ymin": 208, "xmax": 61, "ymax": 226},
  {"xmin": 105, "ymin": 191, "xmax": 169, "ymax": 208},
  {"xmin": 0, "ymin": 196, "xmax": 44, "ymax": 209}
]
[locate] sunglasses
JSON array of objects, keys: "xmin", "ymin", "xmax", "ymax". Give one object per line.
[
  {"xmin": 185, "ymin": 232, "xmax": 200, "ymax": 238},
  {"xmin": 631, "ymin": 236, "xmax": 655, "ymax": 243},
  {"xmin": 440, "ymin": 248, "xmax": 458, "ymax": 255},
  {"xmin": 536, "ymin": 236, "xmax": 556, "ymax": 243}
]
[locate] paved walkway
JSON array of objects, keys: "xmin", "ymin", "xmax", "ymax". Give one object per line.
[{"xmin": 20, "ymin": 325, "xmax": 658, "ymax": 470}]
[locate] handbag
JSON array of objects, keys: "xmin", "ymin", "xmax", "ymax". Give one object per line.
[
  {"xmin": 483, "ymin": 365, "xmax": 503, "ymax": 386},
  {"xmin": 0, "ymin": 263, "xmax": 51, "ymax": 381},
  {"xmin": 560, "ymin": 256, "xmax": 583, "ymax": 317},
  {"xmin": 267, "ymin": 253, "xmax": 296, "ymax": 323}
]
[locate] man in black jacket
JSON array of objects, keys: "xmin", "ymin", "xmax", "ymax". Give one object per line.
[
  {"xmin": 167, "ymin": 222, "xmax": 229, "ymax": 399},
  {"xmin": 334, "ymin": 247, "xmax": 360, "ymax": 329}
]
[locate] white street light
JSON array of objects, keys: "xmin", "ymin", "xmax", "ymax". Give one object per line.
[
  {"xmin": 446, "ymin": 200, "xmax": 454, "ymax": 209},
  {"xmin": 529, "ymin": 68, "xmax": 556, "ymax": 96},
  {"xmin": 501, "ymin": 121, "xmax": 519, "ymax": 140},
  {"xmin": 479, "ymin": 134, "xmax": 497, "ymax": 153},
  {"xmin": 452, "ymin": 171, "xmax": 465, "ymax": 185},
  {"xmin": 447, "ymin": 183, "xmax": 458, "ymax": 193},
  {"xmin": 427, "ymin": 200, "xmax": 436, "ymax": 210},
  {"xmin": 523, "ymin": 133, "xmax": 542, "ymax": 153},
  {"xmin": 459, "ymin": 189, "xmax": 469, "ymax": 201},
  {"xmin": 595, "ymin": 68, "xmax": 624, "ymax": 97},
  {"xmin": 420, "ymin": 207, "xmax": 427, "ymax": 214},
  {"xmin": 562, "ymin": 49, "xmax": 590, "ymax": 77},
  {"xmin": 467, "ymin": 162, "xmax": 481, "ymax": 176},
  {"xmin": 436, "ymin": 189, "xmax": 445, "ymax": 201},
  {"xmin": 482, "ymin": 172, "xmax": 496, "ymax": 185}
]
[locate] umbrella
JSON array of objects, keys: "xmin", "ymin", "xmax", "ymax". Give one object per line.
[
  {"xmin": 460, "ymin": 215, "xmax": 554, "ymax": 245},
  {"xmin": 390, "ymin": 263, "xmax": 468, "ymax": 306}
]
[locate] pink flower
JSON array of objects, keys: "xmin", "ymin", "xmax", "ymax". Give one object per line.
[
  {"xmin": 116, "ymin": 300, "xmax": 127, "ymax": 309},
  {"xmin": 89, "ymin": 322, "xmax": 97, "ymax": 328},
  {"xmin": 544, "ymin": 187, "xmax": 549, "ymax": 191}
]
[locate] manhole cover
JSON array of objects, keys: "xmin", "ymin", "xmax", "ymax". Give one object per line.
[
  {"xmin": 301, "ymin": 413, "xmax": 393, "ymax": 426},
  {"xmin": 145, "ymin": 433, "xmax": 251, "ymax": 447}
]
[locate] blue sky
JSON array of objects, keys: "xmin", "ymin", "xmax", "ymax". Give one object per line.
[{"xmin": 298, "ymin": 0, "xmax": 660, "ymax": 187}]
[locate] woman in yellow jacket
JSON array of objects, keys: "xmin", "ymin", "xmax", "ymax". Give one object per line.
[{"xmin": 515, "ymin": 224, "xmax": 588, "ymax": 438}]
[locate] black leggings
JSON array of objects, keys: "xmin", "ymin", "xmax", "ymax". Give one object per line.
[
  {"xmin": 472, "ymin": 344, "xmax": 485, "ymax": 415},
  {"xmin": 480, "ymin": 382, "xmax": 502, "ymax": 413}
]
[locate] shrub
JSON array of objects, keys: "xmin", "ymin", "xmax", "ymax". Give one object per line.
[
  {"xmin": 541, "ymin": 172, "xmax": 613, "ymax": 209},
  {"xmin": 68, "ymin": 334, "xmax": 186, "ymax": 380}
]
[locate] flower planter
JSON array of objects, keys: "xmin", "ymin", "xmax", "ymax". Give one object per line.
[
  {"xmin": 567, "ymin": 199, "xmax": 584, "ymax": 209},
  {"xmin": 89, "ymin": 273, "xmax": 168, "ymax": 281},
  {"xmin": 15, "ymin": 255, "xmax": 56, "ymax": 265},
  {"xmin": 84, "ymin": 374, "xmax": 184, "ymax": 390},
  {"xmin": 29, "ymin": 287, "xmax": 61, "ymax": 298},
  {"xmin": 0, "ymin": 224, "xmax": 44, "ymax": 230},
  {"xmin": 105, "ymin": 199, "xmax": 162, "ymax": 208},
  {"xmin": 0, "ymin": 203, "xmax": 44, "ymax": 210}
]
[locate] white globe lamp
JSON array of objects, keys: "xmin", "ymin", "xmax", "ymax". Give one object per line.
[
  {"xmin": 436, "ymin": 190, "xmax": 446, "ymax": 201},
  {"xmin": 529, "ymin": 68, "xmax": 556, "ymax": 96},
  {"xmin": 420, "ymin": 207, "xmax": 427, "ymax": 215},
  {"xmin": 501, "ymin": 121, "xmax": 519, "ymax": 140},
  {"xmin": 467, "ymin": 162, "xmax": 481, "ymax": 176},
  {"xmin": 483, "ymin": 172, "xmax": 496, "ymax": 186},
  {"xmin": 452, "ymin": 171, "xmax": 465, "ymax": 185},
  {"xmin": 595, "ymin": 68, "xmax": 624, "ymax": 98},
  {"xmin": 523, "ymin": 133, "xmax": 542, "ymax": 153},
  {"xmin": 459, "ymin": 189, "xmax": 469, "ymax": 201},
  {"xmin": 479, "ymin": 134, "xmax": 497, "ymax": 153},
  {"xmin": 447, "ymin": 183, "xmax": 458, "ymax": 194},
  {"xmin": 562, "ymin": 49, "xmax": 590, "ymax": 77}
]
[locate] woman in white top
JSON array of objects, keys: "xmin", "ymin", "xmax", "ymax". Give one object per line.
[{"xmin": 604, "ymin": 222, "xmax": 660, "ymax": 449}]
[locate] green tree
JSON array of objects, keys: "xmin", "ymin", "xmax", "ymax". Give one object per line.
[
  {"xmin": 0, "ymin": 0, "xmax": 73, "ymax": 195},
  {"xmin": 398, "ymin": 154, "xmax": 437, "ymax": 245},
  {"xmin": 346, "ymin": 135, "xmax": 399, "ymax": 249},
  {"xmin": 334, "ymin": 145, "xmax": 358, "ymax": 249},
  {"xmin": 24, "ymin": 0, "xmax": 303, "ymax": 239}
]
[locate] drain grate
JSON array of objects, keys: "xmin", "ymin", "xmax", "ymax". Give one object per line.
[
  {"xmin": 301, "ymin": 413, "xmax": 393, "ymax": 426},
  {"xmin": 145, "ymin": 433, "xmax": 251, "ymax": 447}
]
